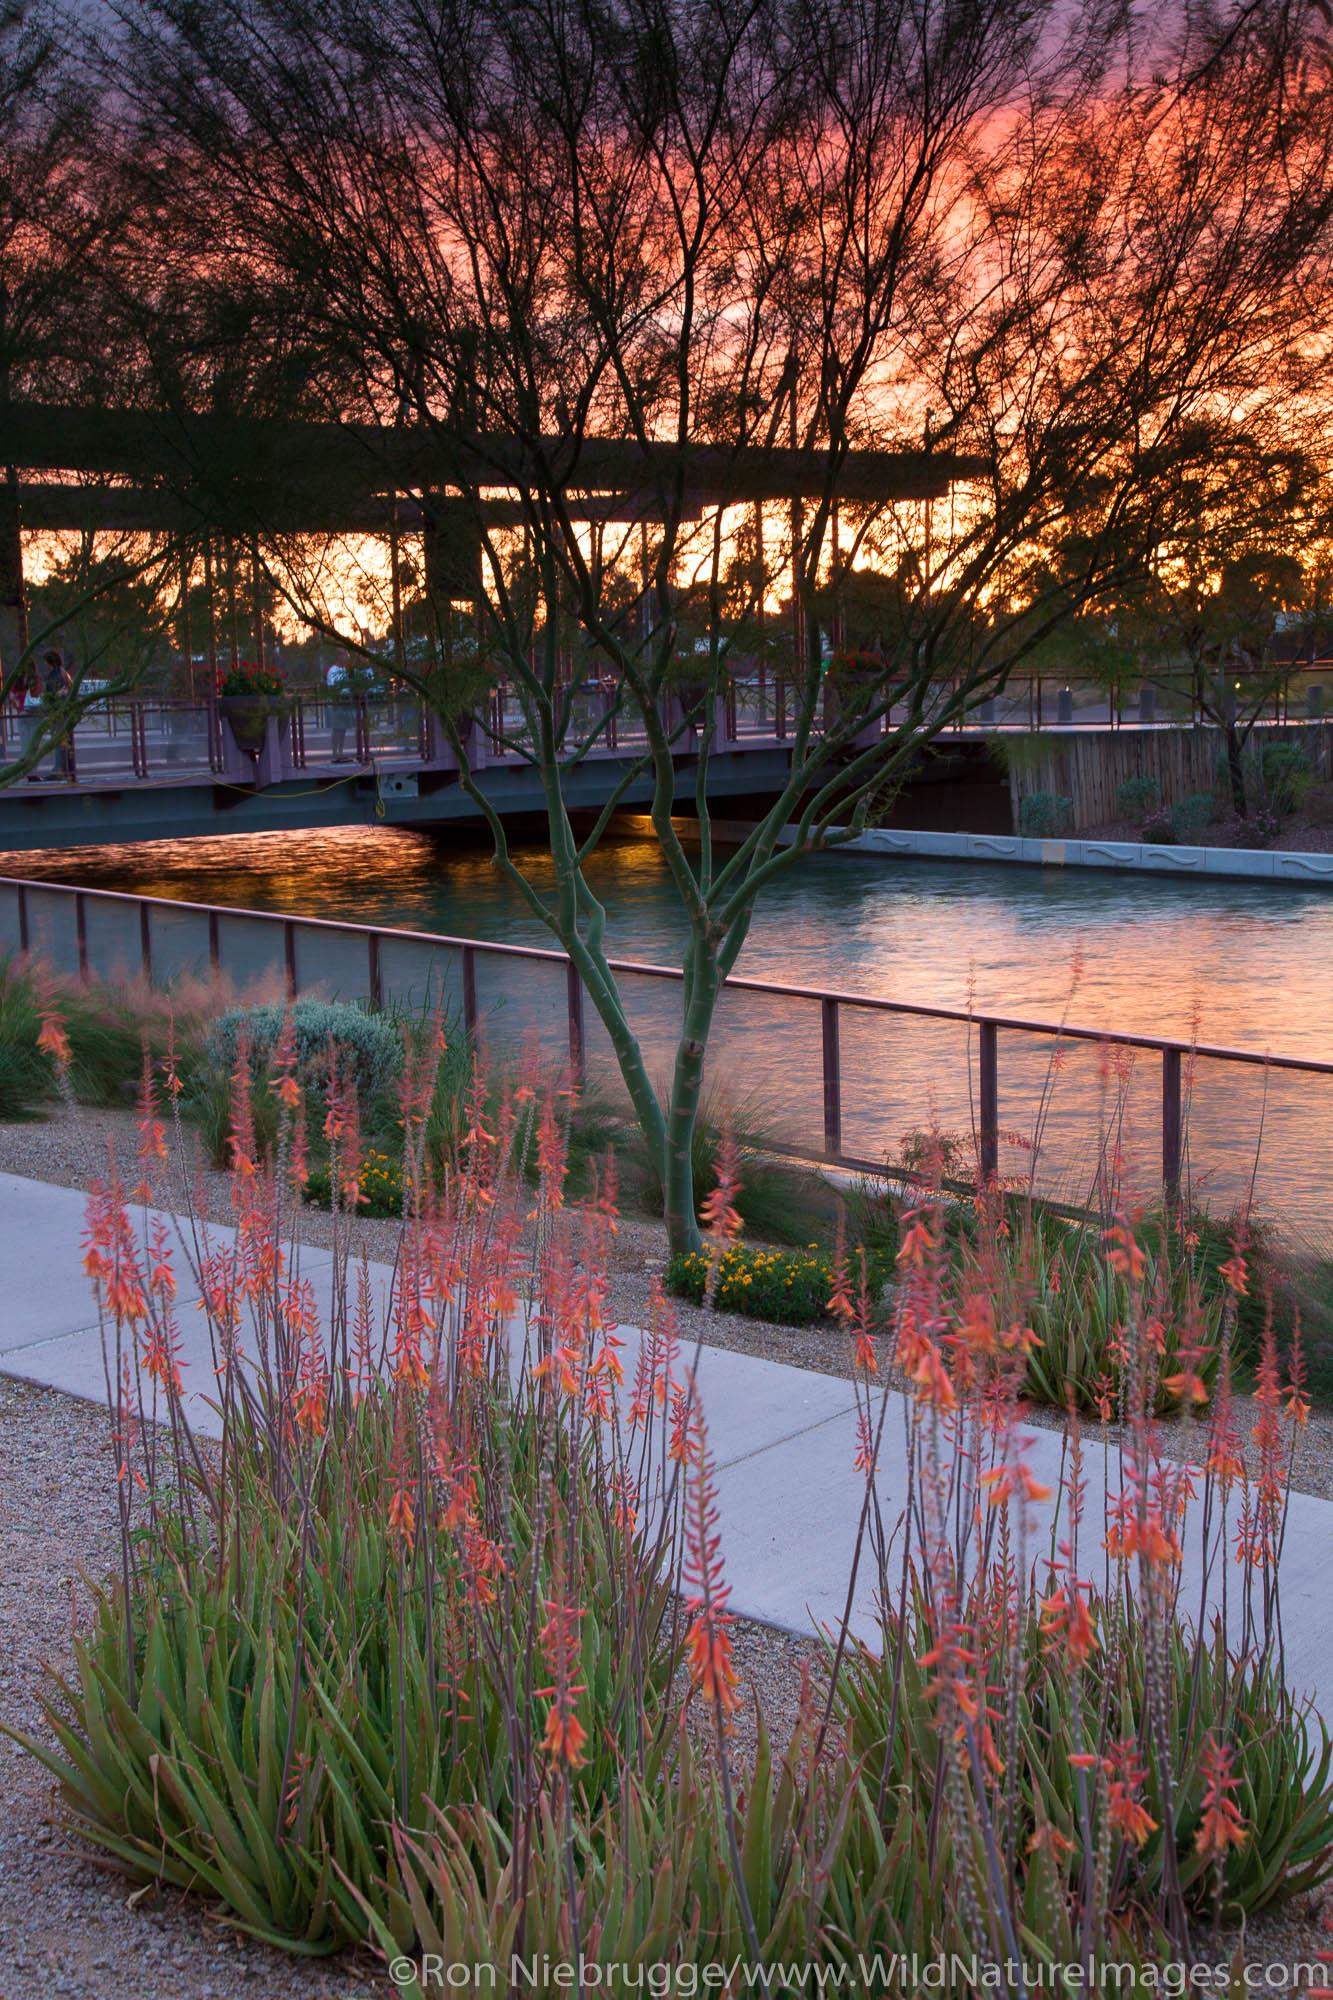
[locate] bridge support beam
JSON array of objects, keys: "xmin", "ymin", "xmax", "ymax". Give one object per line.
[{"xmin": 0, "ymin": 468, "xmax": 26, "ymax": 687}]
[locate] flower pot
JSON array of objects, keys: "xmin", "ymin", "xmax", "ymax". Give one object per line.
[{"xmin": 219, "ymin": 695, "xmax": 290, "ymax": 755}]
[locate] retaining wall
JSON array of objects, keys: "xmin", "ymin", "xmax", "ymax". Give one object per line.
[{"xmin": 808, "ymin": 825, "xmax": 1333, "ymax": 883}]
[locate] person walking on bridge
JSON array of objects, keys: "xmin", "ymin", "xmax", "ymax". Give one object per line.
[
  {"xmin": 39, "ymin": 650, "xmax": 74, "ymax": 782},
  {"xmin": 326, "ymin": 652, "xmax": 357, "ymax": 763}
]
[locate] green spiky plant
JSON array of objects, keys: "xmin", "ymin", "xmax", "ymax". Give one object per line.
[{"xmin": 7, "ymin": 1002, "xmax": 1332, "ymax": 1985}]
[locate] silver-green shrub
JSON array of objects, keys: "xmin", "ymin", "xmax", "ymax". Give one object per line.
[{"xmin": 204, "ymin": 999, "xmax": 403, "ymax": 1103}]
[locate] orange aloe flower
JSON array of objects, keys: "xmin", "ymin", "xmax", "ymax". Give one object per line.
[
  {"xmin": 1195, "ymin": 1735, "xmax": 1247, "ymax": 1862},
  {"xmin": 1106, "ymin": 1740, "xmax": 1156, "ymax": 1848},
  {"xmin": 36, "ymin": 1007, "xmax": 71, "ymax": 1067},
  {"xmin": 911, "ymin": 1344, "xmax": 958, "ymax": 1413},
  {"xmin": 539, "ymin": 1702, "xmax": 589, "ymax": 1770},
  {"xmin": 1040, "ymin": 1580, "xmax": 1097, "ymax": 1665},
  {"xmin": 685, "ymin": 1612, "xmax": 740, "ymax": 1714},
  {"xmin": 387, "ymin": 1483, "xmax": 416, "ymax": 1550}
]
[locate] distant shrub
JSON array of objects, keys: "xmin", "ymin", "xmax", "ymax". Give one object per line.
[
  {"xmin": 205, "ymin": 999, "xmax": 403, "ymax": 1105},
  {"xmin": 0, "ymin": 954, "xmax": 163, "ymax": 1118},
  {"xmin": 0, "ymin": 959, "xmax": 53, "ymax": 1118},
  {"xmin": 1260, "ymin": 742, "xmax": 1314, "ymax": 818},
  {"xmin": 897, "ymin": 1126, "xmax": 970, "ymax": 1182},
  {"xmin": 632, "ymin": 1084, "xmax": 833, "ymax": 1245},
  {"xmin": 1018, "ymin": 791, "xmax": 1073, "ymax": 837},
  {"xmin": 1170, "ymin": 790, "xmax": 1215, "ymax": 842},
  {"xmin": 1139, "ymin": 804, "xmax": 1178, "ymax": 844},
  {"xmin": 1116, "ymin": 774, "xmax": 1160, "ymax": 819}
]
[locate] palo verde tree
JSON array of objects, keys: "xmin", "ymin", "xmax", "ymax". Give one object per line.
[{"xmin": 110, "ymin": 0, "xmax": 1333, "ymax": 1249}]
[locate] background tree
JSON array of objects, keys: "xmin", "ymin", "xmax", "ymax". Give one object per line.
[
  {"xmin": 0, "ymin": 4, "xmax": 210, "ymax": 782},
  {"xmin": 1064, "ymin": 426, "xmax": 1333, "ymax": 817},
  {"xmin": 107, "ymin": 0, "xmax": 1333, "ymax": 1248}
]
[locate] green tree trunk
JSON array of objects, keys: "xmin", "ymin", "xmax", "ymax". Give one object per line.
[
  {"xmin": 1225, "ymin": 724, "xmax": 1248, "ymax": 819},
  {"xmin": 661, "ymin": 968, "xmax": 719, "ymax": 1257}
]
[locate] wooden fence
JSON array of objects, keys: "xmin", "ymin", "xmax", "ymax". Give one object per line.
[{"xmin": 1005, "ymin": 722, "xmax": 1333, "ymax": 833}]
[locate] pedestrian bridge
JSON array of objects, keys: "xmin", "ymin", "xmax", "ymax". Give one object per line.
[
  {"xmin": 2, "ymin": 670, "xmax": 1325, "ymax": 852},
  {"xmin": 0, "ymin": 684, "xmax": 812, "ymax": 851}
]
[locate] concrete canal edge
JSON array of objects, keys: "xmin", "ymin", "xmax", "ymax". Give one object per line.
[{"xmin": 757, "ymin": 824, "xmax": 1333, "ymax": 884}]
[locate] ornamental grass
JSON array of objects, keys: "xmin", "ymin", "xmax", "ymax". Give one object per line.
[{"xmin": 7, "ymin": 1004, "xmax": 1333, "ymax": 1993}]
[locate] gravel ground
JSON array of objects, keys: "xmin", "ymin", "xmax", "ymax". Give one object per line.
[
  {"xmin": 0, "ymin": 1369, "xmax": 817, "ymax": 2000},
  {"xmin": 0, "ymin": 1374, "xmax": 387, "ymax": 2000},
  {"xmin": 3, "ymin": 1104, "xmax": 1333, "ymax": 1992}
]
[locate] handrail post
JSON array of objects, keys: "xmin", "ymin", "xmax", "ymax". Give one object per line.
[
  {"xmin": 17, "ymin": 882, "xmax": 29, "ymax": 955},
  {"xmin": 566, "ymin": 958, "xmax": 585, "ymax": 1079},
  {"xmin": 461, "ymin": 944, "xmax": 478, "ymax": 1042},
  {"xmin": 284, "ymin": 920, "xmax": 298, "ymax": 999},
  {"xmin": 1162, "ymin": 1046, "xmax": 1182, "ymax": 1212},
  {"xmin": 139, "ymin": 902, "xmax": 152, "ymax": 983},
  {"xmin": 368, "ymin": 931, "xmax": 383, "ymax": 1009},
  {"xmin": 978, "ymin": 1020, "xmax": 999, "ymax": 1184},
  {"xmin": 75, "ymin": 892, "xmax": 89, "ymax": 983},
  {"xmin": 821, "ymin": 995, "xmax": 841, "ymax": 1157},
  {"xmin": 208, "ymin": 909, "xmax": 220, "ymax": 974}
]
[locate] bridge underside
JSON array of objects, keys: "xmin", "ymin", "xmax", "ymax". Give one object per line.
[{"xmin": 0, "ymin": 746, "xmax": 799, "ymax": 853}]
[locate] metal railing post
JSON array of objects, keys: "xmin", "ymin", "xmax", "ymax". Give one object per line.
[
  {"xmin": 284, "ymin": 920, "xmax": 298, "ymax": 999},
  {"xmin": 16, "ymin": 882, "xmax": 29, "ymax": 955},
  {"xmin": 462, "ymin": 944, "xmax": 478, "ymax": 1041},
  {"xmin": 139, "ymin": 902, "xmax": 152, "ymax": 983},
  {"xmin": 207, "ymin": 697, "xmax": 224, "ymax": 773},
  {"xmin": 821, "ymin": 995, "xmax": 842, "ymax": 1157},
  {"xmin": 75, "ymin": 892, "xmax": 89, "ymax": 983},
  {"xmin": 1162, "ymin": 1045, "xmax": 1182, "ymax": 1210},
  {"xmin": 978, "ymin": 1019, "xmax": 999, "ymax": 1183},
  {"xmin": 368, "ymin": 931, "xmax": 383, "ymax": 1009},
  {"xmin": 208, "ymin": 909, "xmax": 220, "ymax": 974},
  {"xmin": 566, "ymin": 958, "xmax": 585, "ymax": 1079}
]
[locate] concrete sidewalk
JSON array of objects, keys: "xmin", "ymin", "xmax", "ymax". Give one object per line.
[{"xmin": 2, "ymin": 1168, "xmax": 1330, "ymax": 1723}]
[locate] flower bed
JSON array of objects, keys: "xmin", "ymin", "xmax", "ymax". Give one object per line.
[
  {"xmin": 664, "ymin": 1242, "xmax": 835, "ymax": 1322},
  {"xmin": 6, "ymin": 1011, "xmax": 1331, "ymax": 1989}
]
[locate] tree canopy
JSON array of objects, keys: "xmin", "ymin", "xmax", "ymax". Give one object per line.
[{"xmin": 6, "ymin": 0, "xmax": 1333, "ymax": 1236}]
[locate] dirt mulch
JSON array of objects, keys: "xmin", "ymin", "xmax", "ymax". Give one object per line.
[{"xmin": 1076, "ymin": 795, "xmax": 1333, "ymax": 854}]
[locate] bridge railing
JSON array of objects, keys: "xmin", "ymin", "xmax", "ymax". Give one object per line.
[
  {"xmin": 3, "ymin": 870, "xmax": 1331, "ymax": 1230},
  {"xmin": 5, "ymin": 665, "xmax": 1333, "ymax": 792}
]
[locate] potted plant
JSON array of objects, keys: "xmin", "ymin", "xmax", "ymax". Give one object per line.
[{"xmin": 217, "ymin": 662, "xmax": 290, "ymax": 754}]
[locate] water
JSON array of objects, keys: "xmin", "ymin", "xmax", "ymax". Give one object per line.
[{"xmin": 4, "ymin": 823, "xmax": 1332, "ymax": 1234}]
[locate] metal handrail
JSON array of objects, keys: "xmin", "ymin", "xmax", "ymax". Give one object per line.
[
  {"xmin": 5, "ymin": 870, "xmax": 1331, "ymax": 1203},
  {"xmin": 8, "ymin": 670, "xmax": 1333, "ymax": 792}
]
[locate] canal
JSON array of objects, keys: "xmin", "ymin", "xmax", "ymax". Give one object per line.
[{"xmin": 4, "ymin": 823, "xmax": 1331, "ymax": 1235}]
